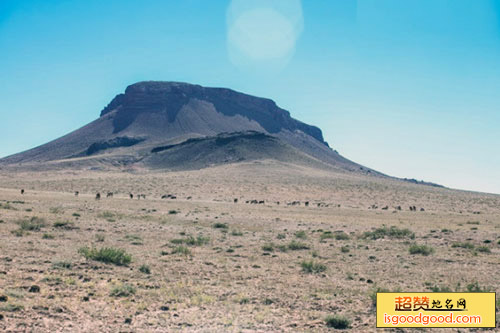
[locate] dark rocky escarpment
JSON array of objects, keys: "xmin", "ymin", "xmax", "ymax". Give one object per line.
[
  {"xmin": 84, "ymin": 137, "xmax": 145, "ymax": 156},
  {"xmin": 144, "ymin": 131, "xmax": 317, "ymax": 170},
  {"xmin": 151, "ymin": 131, "xmax": 271, "ymax": 154},
  {"xmin": 100, "ymin": 81, "xmax": 327, "ymax": 145}
]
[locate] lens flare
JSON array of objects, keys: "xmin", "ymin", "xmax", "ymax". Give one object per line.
[{"xmin": 227, "ymin": 0, "xmax": 303, "ymax": 69}]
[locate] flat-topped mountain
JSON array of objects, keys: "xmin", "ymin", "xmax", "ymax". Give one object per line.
[{"xmin": 0, "ymin": 81, "xmax": 374, "ymax": 173}]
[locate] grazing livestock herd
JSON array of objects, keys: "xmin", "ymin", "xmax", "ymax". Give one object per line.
[
  {"xmin": 370, "ymin": 203, "xmax": 425, "ymax": 212},
  {"xmin": 18, "ymin": 188, "xmax": 427, "ymax": 212}
]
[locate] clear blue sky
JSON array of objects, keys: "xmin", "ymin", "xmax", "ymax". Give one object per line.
[{"xmin": 1, "ymin": 0, "xmax": 499, "ymax": 194}]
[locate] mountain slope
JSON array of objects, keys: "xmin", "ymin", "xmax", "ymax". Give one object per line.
[{"xmin": 0, "ymin": 81, "xmax": 374, "ymax": 174}]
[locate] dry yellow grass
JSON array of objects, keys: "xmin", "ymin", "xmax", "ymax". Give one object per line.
[{"xmin": 0, "ymin": 161, "xmax": 498, "ymax": 332}]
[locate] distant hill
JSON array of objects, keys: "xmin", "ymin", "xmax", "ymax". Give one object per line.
[{"xmin": 0, "ymin": 81, "xmax": 378, "ymax": 174}]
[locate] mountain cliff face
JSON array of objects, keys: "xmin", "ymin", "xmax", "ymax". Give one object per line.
[
  {"xmin": 100, "ymin": 82, "xmax": 326, "ymax": 144},
  {"xmin": 0, "ymin": 81, "xmax": 372, "ymax": 173}
]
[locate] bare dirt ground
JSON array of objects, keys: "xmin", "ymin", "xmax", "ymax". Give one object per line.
[{"xmin": 0, "ymin": 161, "xmax": 499, "ymax": 332}]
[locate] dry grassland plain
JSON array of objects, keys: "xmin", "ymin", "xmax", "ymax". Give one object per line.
[{"xmin": 0, "ymin": 161, "xmax": 499, "ymax": 332}]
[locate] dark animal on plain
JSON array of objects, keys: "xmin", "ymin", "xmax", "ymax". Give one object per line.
[
  {"xmin": 382, "ymin": 206, "xmax": 388, "ymax": 210},
  {"xmin": 245, "ymin": 200, "xmax": 250, "ymax": 204},
  {"xmin": 129, "ymin": 193, "xmax": 133, "ymax": 199},
  {"xmin": 305, "ymin": 201, "xmax": 309, "ymax": 207},
  {"xmin": 74, "ymin": 191, "xmax": 79, "ymax": 197},
  {"xmin": 420, "ymin": 208, "xmax": 425, "ymax": 212},
  {"xmin": 95, "ymin": 193, "xmax": 101, "ymax": 200},
  {"xmin": 234, "ymin": 198, "xmax": 238, "ymax": 203},
  {"xmin": 21, "ymin": 189, "xmax": 24, "ymax": 195},
  {"xmin": 170, "ymin": 195, "xmax": 176, "ymax": 199},
  {"xmin": 258, "ymin": 200, "xmax": 264, "ymax": 204},
  {"xmin": 250, "ymin": 200, "xmax": 258, "ymax": 204},
  {"xmin": 161, "ymin": 195, "xmax": 168, "ymax": 199},
  {"xmin": 187, "ymin": 196, "xmax": 192, "ymax": 200},
  {"xmin": 395, "ymin": 206, "xmax": 401, "ymax": 211},
  {"xmin": 106, "ymin": 192, "xmax": 113, "ymax": 198},
  {"xmin": 276, "ymin": 201, "xmax": 280, "ymax": 205}
]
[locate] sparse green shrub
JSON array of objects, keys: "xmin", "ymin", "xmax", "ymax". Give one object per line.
[
  {"xmin": 110, "ymin": 284, "xmax": 136, "ymax": 297},
  {"xmin": 466, "ymin": 281, "xmax": 491, "ymax": 292},
  {"xmin": 42, "ymin": 233, "xmax": 55, "ymax": 239},
  {"xmin": 428, "ymin": 285, "xmax": 452, "ymax": 292},
  {"xmin": 11, "ymin": 229, "xmax": 24, "ymax": 237},
  {"xmin": 17, "ymin": 216, "xmax": 46, "ymax": 231},
  {"xmin": 139, "ymin": 264, "xmax": 151, "ymax": 274},
  {"xmin": 301, "ymin": 260, "xmax": 326, "ymax": 274},
  {"xmin": 409, "ymin": 244, "xmax": 434, "ymax": 256},
  {"xmin": 287, "ymin": 240, "xmax": 310, "ymax": 251},
  {"xmin": 72, "ymin": 213, "xmax": 81, "ymax": 217},
  {"xmin": 95, "ymin": 234, "xmax": 105, "ymax": 242},
  {"xmin": 170, "ymin": 235, "xmax": 209, "ymax": 246},
  {"xmin": 0, "ymin": 202, "xmax": 17, "ymax": 210},
  {"xmin": 0, "ymin": 303, "xmax": 24, "ymax": 312},
  {"xmin": 52, "ymin": 261, "xmax": 72, "ymax": 269},
  {"xmin": 370, "ymin": 287, "xmax": 391, "ymax": 307},
  {"xmin": 98, "ymin": 211, "xmax": 115, "ymax": 219},
  {"xmin": 78, "ymin": 246, "xmax": 131, "ymax": 266},
  {"xmin": 97, "ymin": 211, "xmax": 116, "ymax": 222},
  {"xmin": 363, "ymin": 226, "xmax": 415, "ymax": 240},
  {"xmin": 320, "ymin": 231, "xmax": 334, "ymax": 241},
  {"xmin": 231, "ymin": 230, "xmax": 243, "ymax": 236},
  {"xmin": 172, "ymin": 246, "xmax": 191, "ymax": 255},
  {"xmin": 213, "ymin": 223, "xmax": 228, "ymax": 229},
  {"xmin": 53, "ymin": 221, "xmax": 75, "ymax": 229},
  {"xmin": 277, "ymin": 244, "xmax": 288, "ymax": 252},
  {"xmin": 262, "ymin": 243, "xmax": 274, "ymax": 252},
  {"xmin": 294, "ymin": 230, "xmax": 307, "ymax": 239},
  {"xmin": 184, "ymin": 235, "xmax": 210, "ymax": 246},
  {"xmin": 340, "ymin": 246, "xmax": 350, "ymax": 253},
  {"xmin": 476, "ymin": 246, "xmax": 491, "ymax": 253},
  {"xmin": 49, "ymin": 207, "xmax": 63, "ymax": 214},
  {"xmin": 125, "ymin": 234, "xmax": 143, "ymax": 245},
  {"xmin": 325, "ymin": 315, "xmax": 351, "ymax": 329},
  {"xmin": 335, "ymin": 232, "xmax": 350, "ymax": 240},
  {"xmin": 466, "ymin": 221, "xmax": 480, "ymax": 225},
  {"xmin": 276, "ymin": 233, "xmax": 286, "ymax": 240},
  {"xmin": 451, "ymin": 242, "xmax": 474, "ymax": 249},
  {"xmin": 263, "ymin": 298, "xmax": 274, "ymax": 305}
]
